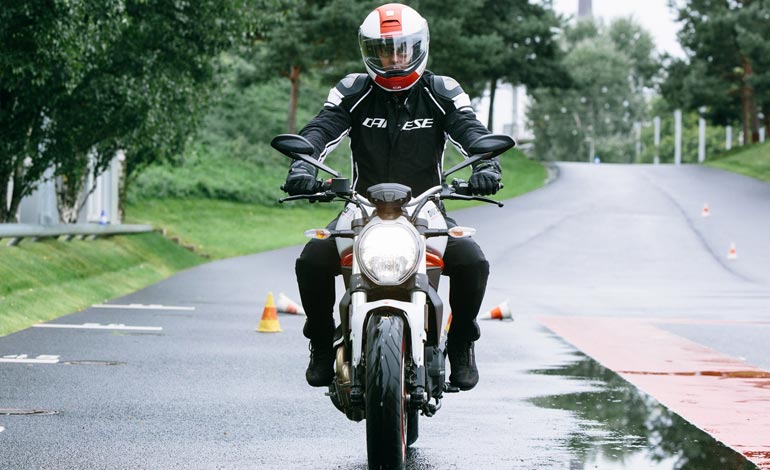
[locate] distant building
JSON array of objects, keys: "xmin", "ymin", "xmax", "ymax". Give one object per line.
[
  {"xmin": 10, "ymin": 153, "xmax": 123, "ymax": 225},
  {"xmin": 473, "ymin": 83, "xmax": 534, "ymax": 143},
  {"xmin": 578, "ymin": 0, "xmax": 593, "ymax": 18}
]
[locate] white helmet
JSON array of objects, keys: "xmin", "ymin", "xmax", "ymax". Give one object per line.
[{"xmin": 359, "ymin": 3, "xmax": 429, "ymax": 92}]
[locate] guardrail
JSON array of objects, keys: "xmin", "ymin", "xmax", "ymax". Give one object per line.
[{"xmin": 0, "ymin": 224, "xmax": 155, "ymax": 247}]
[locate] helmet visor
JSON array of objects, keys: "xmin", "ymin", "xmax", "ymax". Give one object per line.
[{"xmin": 360, "ymin": 30, "xmax": 428, "ymax": 76}]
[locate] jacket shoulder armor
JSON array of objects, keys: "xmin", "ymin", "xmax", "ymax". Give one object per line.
[
  {"xmin": 325, "ymin": 74, "xmax": 371, "ymax": 108},
  {"xmin": 431, "ymin": 75, "xmax": 463, "ymax": 99},
  {"xmin": 430, "ymin": 75, "xmax": 472, "ymax": 111},
  {"xmin": 337, "ymin": 73, "xmax": 370, "ymax": 96}
]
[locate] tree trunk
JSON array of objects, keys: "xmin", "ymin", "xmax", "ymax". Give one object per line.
[
  {"xmin": 8, "ymin": 164, "xmax": 25, "ymax": 223},
  {"xmin": 118, "ymin": 151, "xmax": 127, "ymax": 223},
  {"xmin": 0, "ymin": 166, "xmax": 9, "ymax": 222},
  {"xmin": 487, "ymin": 78, "xmax": 497, "ymax": 131},
  {"xmin": 740, "ymin": 56, "xmax": 758, "ymax": 145},
  {"xmin": 288, "ymin": 65, "xmax": 301, "ymax": 134},
  {"xmin": 55, "ymin": 160, "xmax": 92, "ymax": 224}
]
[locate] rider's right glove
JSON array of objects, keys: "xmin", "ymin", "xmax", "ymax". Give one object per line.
[
  {"xmin": 281, "ymin": 161, "xmax": 319, "ymax": 195},
  {"xmin": 468, "ymin": 160, "xmax": 502, "ymax": 196}
]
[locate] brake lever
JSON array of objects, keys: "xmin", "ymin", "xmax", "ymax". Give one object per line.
[
  {"xmin": 443, "ymin": 194, "xmax": 504, "ymax": 207},
  {"xmin": 278, "ymin": 191, "xmax": 336, "ymax": 204}
]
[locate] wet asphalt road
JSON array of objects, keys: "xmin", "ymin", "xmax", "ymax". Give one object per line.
[{"xmin": 1, "ymin": 162, "xmax": 769, "ymax": 469}]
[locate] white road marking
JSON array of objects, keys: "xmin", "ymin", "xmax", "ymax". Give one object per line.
[
  {"xmin": 0, "ymin": 354, "xmax": 60, "ymax": 364},
  {"xmin": 92, "ymin": 303, "xmax": 195, "ymax": 311},
  {"xmin": 33, "ymin": 323, "xmax": 162, "ymax": 331},
  {"xmin": 0, "ymin": 425, "xmax": 5, "ymax": 433}
]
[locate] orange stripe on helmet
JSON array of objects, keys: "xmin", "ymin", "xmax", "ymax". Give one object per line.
[{"xmin": 377, "ymin": 3, "xmax": 404, "ymax": 36}]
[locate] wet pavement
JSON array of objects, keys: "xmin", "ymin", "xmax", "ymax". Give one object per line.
[
  {"xmin": 530, "ymin": 354, "xmax": 758, "ymax": 470},
  {"xmin": 2, "ymin": 162, "xmax": 770, "ymax": 468}
]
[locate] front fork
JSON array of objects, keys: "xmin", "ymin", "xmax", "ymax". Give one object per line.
[{"xmin": 344, "ymin": 290, "xmax": 443, "ymax": 416}]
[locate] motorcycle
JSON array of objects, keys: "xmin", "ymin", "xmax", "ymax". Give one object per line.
[{"xmin": 272, "ymin": 133, "xmax": 514, "ymax": 469}]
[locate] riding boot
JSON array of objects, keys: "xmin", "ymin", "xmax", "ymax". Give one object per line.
[
  {"xmin": 305, "ymin": 340, "xmax": 335, "ymax": 387},
  {"xmin": 447, "ymin": 339, "xmax": 479, "ymax": 390}
]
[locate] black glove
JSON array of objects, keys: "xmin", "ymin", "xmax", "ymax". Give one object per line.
[
  {"xmin": 281, "ymin": 161, "xmax": 319, "ymax": 195},
  {"xmin": 468, "ymin": 166, "xmax": 502, "ymax": 196}
]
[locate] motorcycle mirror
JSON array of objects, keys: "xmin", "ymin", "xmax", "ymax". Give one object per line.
[
  {"xmin": 467, "ymin": 134, "xmax": 516, "ymax": 158},
  {"xmin": 442, "ymin": 134, "xmax": 516, "ymax": 179},
  {"xmin": 271, "ymin": 134, "xmax": 314, "ymax": 155},
  {"xmin": 271, "ymin": 134, "xmax": 341, "ymax": 178}
]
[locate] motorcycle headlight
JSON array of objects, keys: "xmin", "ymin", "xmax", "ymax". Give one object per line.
[{"xmin": 356, "ymin": 221, "xmax": 421, "ymax": 285}]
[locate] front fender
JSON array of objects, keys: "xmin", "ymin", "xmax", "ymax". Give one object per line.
[{"xmin": 350, "ymin": 299, "xmax": 426, "ymax": 368}]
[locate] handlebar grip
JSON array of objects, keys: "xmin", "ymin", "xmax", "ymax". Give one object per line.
[
  {"xmin": 451, "ymin": 179, "xmax": 471, "ymax": 196},
  {"xmin": 317, "ymin": 179, "xmax": 332, "ymax": 192}
]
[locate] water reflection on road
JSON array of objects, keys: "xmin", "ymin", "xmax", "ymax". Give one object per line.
[{"xmin": 530, "ymin": 356, "xmax": 758, "ymax": 470}]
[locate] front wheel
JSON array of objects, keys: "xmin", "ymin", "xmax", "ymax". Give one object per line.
[{"xmin": 365, "ymin": 314, "xmax": 407, "ymax": 470}]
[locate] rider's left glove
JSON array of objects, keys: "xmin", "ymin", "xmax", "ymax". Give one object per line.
[
  {"xmin": 282, "ymin": 161, "xmax": 319, "ymax": 195},
  {"xmin": 468, "ymin": 167, "xmax": 502, "ymax": 196}
]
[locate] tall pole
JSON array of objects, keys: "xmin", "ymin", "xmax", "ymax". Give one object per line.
[
  {"xmin": 634, "ymin": 122, "xmax": 641, "ymax": 163},
  {"xmin": 674, "ymin": 109, "xmax": 682, "ymax": 165},
  {"xmin": 653, "ymin": 116, "xmax": 660, "ymax": 164},
  {"xmin": 698, "ymin": 116, "xmax": 706, "ymax": 163}
]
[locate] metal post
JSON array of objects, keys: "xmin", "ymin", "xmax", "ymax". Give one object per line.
[
  {"xmin": 698, "ymin": 116, "xmax": 706, "ymax": 163},
  {"xmin": 634, "ymin": 122, "xmax": 642, "ymax": 163},
  {"xmin": 653, "ymin": 116, "xmax": 660, "ymax": 164},
  {"xmin": 511, "ymin": 85, "xmax": 519, "ymax": 138},
  {"xmin": 726, "ymin": 126, "xmax": 732, "ymax": 150},
  {"xmin": 674, "ymin": 109, "xmax": 682, "ymax": 165}
]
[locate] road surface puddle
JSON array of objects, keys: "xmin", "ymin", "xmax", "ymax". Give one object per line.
[{"xmin": 530, "ymin": 355, "xmax": 758, "ymax": 469}]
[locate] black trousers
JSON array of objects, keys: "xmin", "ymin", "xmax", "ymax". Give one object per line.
[{"xmin": 295, "ymin": 216, "xmax": 489, "ymax": 346}]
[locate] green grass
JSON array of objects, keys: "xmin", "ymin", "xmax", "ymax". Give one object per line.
[
  {"xmin": 126, "ymin": 200, "xmax": 342, "ymax": 259},
  {"xmin": 126, "ymin": 149, "xmax": 547, "ymax": 259},
  {"xmin": 0, "ymin": 233, "xmax": 203, "ymax": 336},
  {"xmin": 0, "ymin": 147, "xmax": 545, "ymax": 336},
  {"xmin": 706, "ymin": 141, "xmax": 770, "ymax": 183}
]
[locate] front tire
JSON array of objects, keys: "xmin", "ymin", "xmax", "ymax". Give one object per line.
[{"xmin": 365, "ymin": 314, "xmax": 407, "ymax": 470}]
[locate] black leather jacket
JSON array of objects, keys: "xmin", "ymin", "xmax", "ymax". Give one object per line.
[{"xmin": 298, "ymin": 70, "xmax": 500, "ymax": 196}]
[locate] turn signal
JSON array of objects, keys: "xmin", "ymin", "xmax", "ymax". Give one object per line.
[
  {"xmin": 304, "ymin": 229, "xmax": 331, "ymax": 239},
  {"xmin": 447, "ymin": 227, "xmax": 476, "ymax": 238}
]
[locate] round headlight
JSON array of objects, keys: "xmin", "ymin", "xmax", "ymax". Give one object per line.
[{"xmin": 356, "ymin": 221, "xmax": 421, "ymax": 285}]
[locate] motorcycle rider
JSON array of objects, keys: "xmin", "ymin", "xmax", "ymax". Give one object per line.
[{"xmin": 282, "ymin": 3, "xmax": 507, "ymax": 391}]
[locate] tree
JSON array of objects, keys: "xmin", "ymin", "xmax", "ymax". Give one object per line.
[
  {"xmin": 0, "ymin": 0, "xmax": 258, "ymax": 223},
  {"xmin": 0, "ymin": 1, "xmax": 124, "ymax": 222},
  {"xmin": 49, "ymin": 0, "xmax": 253, "ymax": 222},
  {"xmin": 665, "ymin": 0, "xmax": 770, "ymax": 144},
  {"xmin": 249, "ymin": 0, "xmax": 374, "ymax": 133},
  {"xmin": 415, "ymin": 0, "xmax": 566, "ymax": 129},
  {"xmin": 529, "ymin": 17, "xmax": 659, "ymax": 162}
]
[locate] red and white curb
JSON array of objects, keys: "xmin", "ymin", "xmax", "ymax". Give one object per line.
[{"xmin": 539, "ymin": 315, "xmax": 770, "ymax": 469}]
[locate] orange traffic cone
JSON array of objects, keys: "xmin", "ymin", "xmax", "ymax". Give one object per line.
[
  {"xmin": 277, "ymin": 293, "xmax": 305, "ymax": 315},
  {"xmin": 727, "ymin": 243, "xmax": 738, "ymax": 260},
  {"xmin": 479, "ymin": 300, "xmax": 513, "ymax": 321},
  {"xmin": 701, "ymin": 203, "xmax": 710, "ymax": 217},
  {"xmin": 257, "ymin": 292, "xmax": 282, "ymax": 333}
]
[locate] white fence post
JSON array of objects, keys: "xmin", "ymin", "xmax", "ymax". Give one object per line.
[
  {"xmin": 674, "ymin": 109, "xmax": 682, "ymax": 165},
  {"xmin": 653, "ymin": 116, "xmax": 660, "ymax": 164},
  {"xmin": 698, "ymin": 116, "xmax": 706, "ymax": 163},
  {"xmin": 726, "ymin": 126, "xmax": 732, "ymax": 150}
]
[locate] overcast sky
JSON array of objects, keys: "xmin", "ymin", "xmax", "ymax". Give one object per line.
[{"xmin": 552, "ymin": 0, "xmax": 686, "ymax": 58}]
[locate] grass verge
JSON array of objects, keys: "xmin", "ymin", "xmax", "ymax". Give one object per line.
[
  {"xmin": 126, "ymin": 149, "xmax": 547, "ymax": 259},
  {"xmin": 0, "ymin": 233, "xmax": 203, "ymax": 336},
  {"xmin": 1, "ymin": 149, "xmax": 545, "ymax": 336},
  {"xmin": 706, "ymin": 141, "xmax": 770, "ymax": 183}
]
